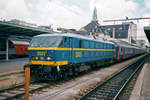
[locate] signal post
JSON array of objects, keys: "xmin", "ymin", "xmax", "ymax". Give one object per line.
[{"xmin": 25, "ymin": 65, "xmax": 30, "ymax": 100}]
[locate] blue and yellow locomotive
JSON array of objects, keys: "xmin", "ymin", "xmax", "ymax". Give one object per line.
[{"xmin": 27, "ymin": 33, "xmax": 116, "ymax": 80}]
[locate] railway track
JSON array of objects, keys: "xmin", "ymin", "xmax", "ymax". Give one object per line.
[
  {"xmin": 0, "ymin": 71, "xmax": 24, "ymax": 81},
  {"xmin": 78, "ymin": 55, "xmax": 148, "ymax": 100},
  {"xmin": 0, "ymin": 73, "xmax": 74, "ymax": 100},
  {"xmin": 0, "ymin": 81, "xmax": 52, "ymax": 100},
  {"xmin": 0, "ymin": 55, "xmax": 147, "ymax": 100}
]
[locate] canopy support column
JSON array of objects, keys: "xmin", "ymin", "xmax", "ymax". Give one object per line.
[{"xmin": 6, "ymin": 39, "xmax": 9, "ymax": 61}]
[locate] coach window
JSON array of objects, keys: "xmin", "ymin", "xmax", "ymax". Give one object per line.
[{"xmin": 79, "ymin": 40, "xmax": 82, "ymax": 48}]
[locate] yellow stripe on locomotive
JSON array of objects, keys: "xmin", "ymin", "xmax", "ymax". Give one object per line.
[
  {"xmin": 28, "ymin": 48, "xmax": 115, "ymax": 51},
  {"xmin": 29, "ymin": 60, "xmax": 68, "ymax": 66}
]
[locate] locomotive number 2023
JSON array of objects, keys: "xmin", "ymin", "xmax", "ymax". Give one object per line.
[{"xmin": 37, "ymin": 51, "xmax": 46, "ymax": 56}]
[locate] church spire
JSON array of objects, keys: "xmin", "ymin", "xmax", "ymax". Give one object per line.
[{"xmin": 92, "ymin": 6, "xmax": 98, "ymax": 21}]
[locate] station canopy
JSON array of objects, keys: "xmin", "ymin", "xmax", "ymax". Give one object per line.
[
  {"xmin": 144, "ymin": 26, "xmax": 150, "ymax": 43},
  {"xmin": 0, "ymin": 21, "xmax": 52, "ymax": 38}
]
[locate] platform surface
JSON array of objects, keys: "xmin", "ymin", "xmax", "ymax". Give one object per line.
[
  {"xmin": 0, "ymin": 58, "xmax": 28, "ymax": 74},
  {"xmin": 140, "ymin": 60, "xmax": 150, "ymax": 100},
  {"xmin": 130, "ymin": 56, "xmax": 150, "ymax": 100}
]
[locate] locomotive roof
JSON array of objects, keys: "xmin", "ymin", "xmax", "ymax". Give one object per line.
[{"xmin": 34, "ymin": 33, "xmax": 115, "ymax": 45}]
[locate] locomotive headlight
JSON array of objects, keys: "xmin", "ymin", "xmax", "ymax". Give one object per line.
[
  {"xmin": 47, "ymin": 57, "xmax": 53, "ymax": 60},
  {"xmin": 35, "ymin": 57, "xmax": 38, "ymax": 60},
  {"xmin": 32, "ymin": 56, "xmax": 38, "ymax": 60}
]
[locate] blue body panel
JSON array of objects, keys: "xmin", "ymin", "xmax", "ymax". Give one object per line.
[{"xmin": 28, "ymin": 36, "xmax": 116, "ymax": 65}]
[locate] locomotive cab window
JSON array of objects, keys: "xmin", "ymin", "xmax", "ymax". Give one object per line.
[
  {"xmin": 59, "ymin": 37, "xmax": 68, "ymax": 48},
  {"xmin": 29, "ymin": 36, "xmax": 63, "ymax": 48}
]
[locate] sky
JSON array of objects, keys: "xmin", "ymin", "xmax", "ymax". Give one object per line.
[{"xmin": 0, "ymin": 0, "xmax": 150, "ymax": 44}]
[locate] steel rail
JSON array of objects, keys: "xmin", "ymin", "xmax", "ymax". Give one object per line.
[
  {"xmin": 0, "ymin": 81, "xmax": 51, "ymax": 100},
  {"xmin": 78, "ymin": 55, "xmax": 148, "ymax": 100}
]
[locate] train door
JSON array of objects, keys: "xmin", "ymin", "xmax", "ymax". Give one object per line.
[
  {"xmin": 117, "ymin": 46, "xmax": 120, "ymax": 60},
  {"xmin": 68, "ymin": 37, "xmax": 74, "ymax": 62}
]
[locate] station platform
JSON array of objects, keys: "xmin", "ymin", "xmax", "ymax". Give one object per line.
[
  {"xmin": 130, "ymin": 56, "xmax": 150, "ymax": 100},
  {"xmin": 0, "ymin": 58, "xmax": 28, "ymax": 74}
]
